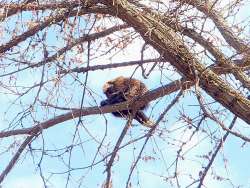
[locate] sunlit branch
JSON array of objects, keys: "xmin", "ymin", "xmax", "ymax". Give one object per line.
[
  {"xmin": 178, "ymin": 0, "xmax": 250, "ymax": 54},
  {"xmin": 102, "ymin": 0, "xmax": 250, "ymax": 125}
]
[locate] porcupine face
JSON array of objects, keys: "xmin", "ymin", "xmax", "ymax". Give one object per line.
[
  {"xmin": 102, "ymin": 76, "xmax": 125, "ymax": 98},
  {"xmin": 102, "ymin": 81, "xmax": 114, "ymax": 98}
]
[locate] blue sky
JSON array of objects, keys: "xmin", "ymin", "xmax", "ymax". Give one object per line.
[{"xmin": 1, "ymin": 1, "xmax": 250, "ymax": 188}]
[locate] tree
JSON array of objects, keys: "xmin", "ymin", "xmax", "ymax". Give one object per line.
[{"xmin": 0, "ymin": 0, "xmax": 250, "ymax": 187}]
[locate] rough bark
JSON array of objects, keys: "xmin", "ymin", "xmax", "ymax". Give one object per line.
[{"xmin": 102, "ymin": 0, "xmax": 250, "ymax": 124}]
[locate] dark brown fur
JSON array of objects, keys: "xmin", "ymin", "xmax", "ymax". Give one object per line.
[{"xmin": 100, "ymin": 76, "xmax": 154, "ymax": 127}]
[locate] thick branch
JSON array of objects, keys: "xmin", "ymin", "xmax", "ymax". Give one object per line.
[
  {"xmin": 102, "ymin": 0, "xmax": 250, "ymax": 124},
  {"xmin": 90, "ymin": 2, "xmax": 250, "ymax": 90},
  {"xmin": 0, "ymin": 9, "xmax": 71, "ymax": 53},
  {"xmin": 0, "ymin": 135, "xmax": 35, "ymax": 183},
  {"xmin": 1, "ymin": 77, "xmax": 249, "ymax": 142},
  {"xmin": 179, "ymin": 0, "xmax": 250, "ymax": 54},
  {"xmin": 0, "ymin": 4, "xmax": 106, "ymax": 54},
  {"xmin": 163, "ymin": 16, "xmax": 250, "ymax": 90},
  {"xmin": 0, "ymin": 1, "xmax": 81, "ymax": 20},
  {"xmin": 0, "ymin": 79, "xmax": 192, "ymax": 138}
]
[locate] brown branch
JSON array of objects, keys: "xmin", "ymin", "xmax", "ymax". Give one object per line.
[
  {"xmin": 126, "ymin": 90, "xmax": 183, "ymax": 188},
  {"xmin": 0, "ymin": 1, "xmax": 81, "ymax": 20},
  {"xmin": 179, "ymin": 0, "xmax": 250, "ymax": 54},
  {"xmin": 3, "ymin": 56, "xmax": 246, "ymax": 81},
  {"xmin": 102, "ymin": 1, "xmax": 250, "ymax": 125},
  {"xmin": 34, "ymin": 24, "xmax": 129, "ymax": 68},
  {"xmin": 195, "ymin": 82, "xmax": 250, "ymax": 142},
  {"xmin": 163, "ymin": 9, "xmax": 250, "ymax": 90},
  {"xmin": 1, "ymin": 78, "xmax": 249, "ymax": 143},
  {"xmin": 105, "ymin": 115, "xmax": 134, "ymax": 188},
  {"xmin": 168, "ymin": 1, "xmax": 250, "ymax": 89},
  {"xmin": 197, "ymin": 116, "xmax": 237, "ymax": 188},
  {"xmin": 89, "ymin": 2, "xmax": 250, "ymax": 91},
  {"xmin": 0, "ymin": 79, "xmax": 192, "ymax": 138},
  {"xmin": 59, "ymin": 58, "xmax": 163, "ymax": 74},
  {"xmin": 0, "ymin": 24, "xmax": 130, "ymax": 78},
  {"xmin": 85, "ymin": 3, "xmax": 250, "ymax": 71},
  {"xmin": 0, "ymin": 135, "xmax": 35, "ymax": 183},
  {"xmin": 0, "ymin": 9, "xmax": 71, "ymax": 54},
  {"xmin": 0, "ymin": 4, "xmax": 107, "ymax": 54},
  {"xmin": 86, "ymin": 3, "xmax": 250, "ymax": 77}
]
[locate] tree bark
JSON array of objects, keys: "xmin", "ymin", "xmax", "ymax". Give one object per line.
[{"xmin": 102, "ymin": 0, "xmax": 250, "ymax": 124}]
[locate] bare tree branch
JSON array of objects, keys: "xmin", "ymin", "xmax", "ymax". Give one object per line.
[
  {"xmin": 178, "ymin": 0, "xmax": 250, "ymax": 54},
  {"xmin": 102, "ymin": 0, "xmax": 250, "ymax": 124},
  {"xmin": 198, "ymin": 116, "xmax": 237, "ymax": 188},
  {"xmin": 0, "ymin": 135, "xmax": 35, "ymax": 183}
]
